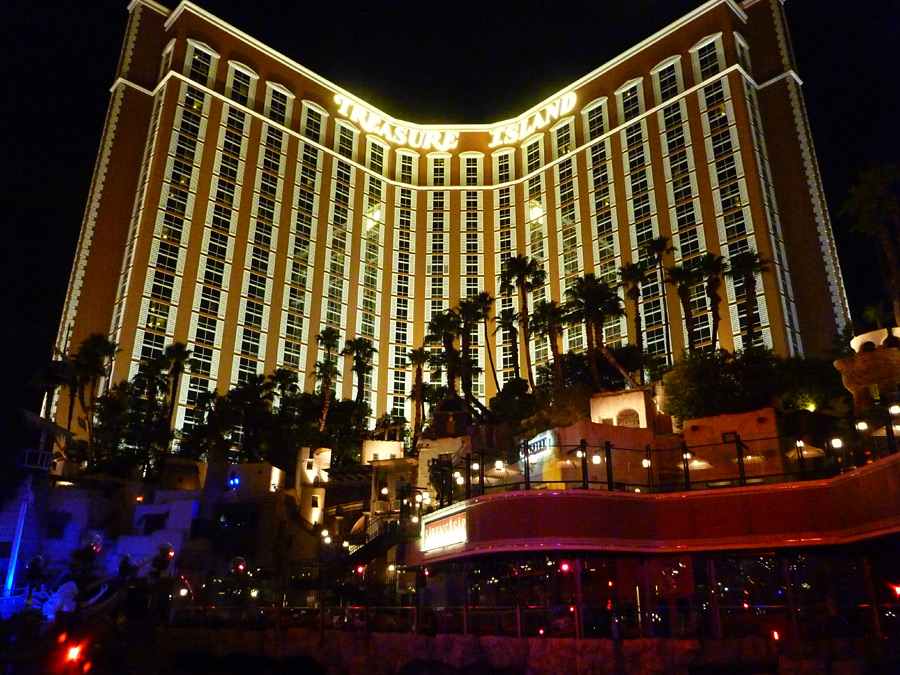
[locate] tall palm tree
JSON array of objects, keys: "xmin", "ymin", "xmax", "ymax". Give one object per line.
[
  {"xmin": 426, "ymin": 309, "xmax": 462, "ymax": 393},
  {"xmin": 69, "ymin": 334, "xmax": 119, "ymax": 466},
  {"xmin": 161, "ymin": 341, "xmax": 192, "ymax": 446},
  {"xmin": 132, "ymin": 352, "xmax": 170, "ymax": 473},
  {"xmin": 565, "ymin": 273, "xmax": 635, "ymax": 390},
  {"xmin": 640, "ymin": 236, "xmax": 675, "ymax": 364},
  {"xmin": 618, "ymin": 262, "xmax": 649, "ymax": 384},
  {"xmin": 697, "ymin": 253, "xmax": 729, "ymax": 351},
  {"xmin": 840, "ymin": 163, "xmax": 900, "ymax": 326},
  {"xmin": 494, "ymin": 307, "xmax": 521, "ymax": 382},
  {"xmin": 665, "ymin": 263, "xmax": 704, "ymax": 354},
  {"xmin": 406, "ymin": 347, "xmax": 430, "ymax": 452},
  {"xmin": 456, "ymin": 297, "xmax": 492, "ymax": 418},
  {"xmin": 228, "ymin": 374, "xmax": 274, "ymax": 460},
  {"xmin": 471, "ymin": 291, "xmax": 500, "ymax": 394},
  {"xmin": 341, "ymin": 337, "xmax": 377, "ymax": 408},
  {"xmin": 316, "ymin": 327, "xmax": 342, "ymax": 433},
  {"xmin": 727, "ymin": 250, "xmax": 770, "ymax": 348},
  {"xmin": 531, "ymin": 299, "xmax": 568, "ymax": 394},
  {"xmin": 499, "ymin": 254, "xmax": 547, "ymax": 402}
]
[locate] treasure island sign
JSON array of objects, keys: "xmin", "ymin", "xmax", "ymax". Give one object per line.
[
  {"xmin": 334, "ymin": 91, "xmax": 577, "ymax": 151},
  {"xmin": 421, "ymin": 507, "xmax": 467, "ymax": 552}
]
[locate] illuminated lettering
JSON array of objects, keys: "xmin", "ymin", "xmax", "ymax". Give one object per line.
[
  {"xmin": 488, "ymin": 91, "xmax": 577, "ymax": 148},
  {"xmin": 334, "ymin": 94, "xmax": 460, "ymax": 151},
  {"xmin": 421, "ymin": 509, "xmax": 467, "ymax": 551}
]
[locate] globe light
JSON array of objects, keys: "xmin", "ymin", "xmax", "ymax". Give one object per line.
[
  {"xmin": 856, "ymin": 421, "xmax": 868, "ymax": 431},
  {"xmin": 889, "ymin": 405, "xmax": 900, "ymax": 415},
  {"xmin": 495, "ymin": 460, "xmax": 504, "ymax": 470},
  {"xmin": 471, "ymin": 462, "xmax": 480, "ymax": 471},
  {"xmin": 592, "ymin": 455, "xmax": 601, "ymax": 465},
  {"xmin": 830, "ymin": 438, "xmax": 843, "ymax": 449}
]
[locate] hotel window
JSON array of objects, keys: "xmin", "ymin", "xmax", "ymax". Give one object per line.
[
  {"xmin": 368, "ymin": 140, "xmax": 387, "ymax": 175},
  {"xmin": 397, "ymin": 151, "xmax": 417, "ymax": 184},
  {"xmin": 524, "ymin": 140, "xmax": 542, "ymax": 173},
  {"xmin": 553, "ymin": 121, "xmax": 573, "ymax": 158},
  {"xmin": 735, "ymin": 33, "xmax": 752, "ymax": 74},
  {"xmin": 185, "ymin": 41, "xmax": 218, "ymax": 87},
  {"xmin": 301, "ymin": 102, "xmax": 326, "ymax": 143},
  {"xmin": 692, "ymin": 36, "xmax": 724, "ymax": 82},
  {"xmin": 335, "ymin": 122, "xmax": 357, "ymax": 160},
  {"xmin": 462, "ymin": 155, "xmax": 482, "ymax": 186},
  {"xmin": 265, "ymin": 85, "xmax": 292, "ymax": 126},
  {"xmin": 494, "ymin": 150, "xmax": 513, "ymax": 183},
  {"xmin": 429, "ymin": 155, "xmax": 448, "ymax": 186},
  {"xmin": 159, "ymin": 41, "xmax": 175, "ymax": 84},
  {"xmin": 226, "ymin": 63, "xmax": 257, "ymax": 107},
  {"xmin": 653, "ymin": 58, "xmax": 682, "ymax": 103},
  {"xmin": 582, "ymin": 98, "xmax": 607, "ymax": 140},
  {"xmin": 617, "ymin": 80, "xmax": 643, "ymax": 123}
]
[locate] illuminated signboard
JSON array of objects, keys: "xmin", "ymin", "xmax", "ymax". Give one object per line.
[
  {"xmin": 335, "ymin": 95, "xmax": 460, "ymax": 152},
  {"xmin": 334, "ymin": 91, "xmax": 577, "ymax": 151},
  {"xmin": 421, "ymin": 506, "xmax": 467, "ymax": 552},
  {"xmin": 487, "ymin": 92, "xmax": 577, "ymax": 147}
]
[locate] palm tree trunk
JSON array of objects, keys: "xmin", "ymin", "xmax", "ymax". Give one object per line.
[
  {"xmin": 318, "ymin": 384, "xmax": 332, "ymax": 433},
  {"xmin": 678, "ymin": 289, "xmax": 696, "ymax": 354},
  {"xmin": 483, "ymin": 322, "xmax": 500, "ymax": 394},
  {"xmin": 585, "ymin": 318, "xmax": 603, "ymax": 391},
  {"xmin": 518, "ymin": 288, "xmax": 542, "ymax": 404},
  {"xmin": 549, "ymin": 327, "xmax": 565, "ymax": 392},
  {"xmin": 630, "ymin": 297, "xmax": 644, "ymax": 385},
  {"xmin": 743, "ymin": 272, "xmax": 758, "ymax": 346}
]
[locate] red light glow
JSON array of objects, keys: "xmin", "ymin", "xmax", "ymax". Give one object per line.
[
  {"xmin": 891, "ymin": 584, "xmax": 900, "ymax": 598},
  {"xmin": 560, "ymin": 562, "xmax": 570, "ymax": 572},
  {"xmin": 67, "ymin": 644, "xmax": 83, "ymax": 662},
  {"xmin": 773, "ymin": 630, "xmax": 780, "ymax": 641}
]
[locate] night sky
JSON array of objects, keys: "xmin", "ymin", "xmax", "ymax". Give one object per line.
[{"xmin": 4, "ymin": 0, "xmax": 898, "ymax": 446}]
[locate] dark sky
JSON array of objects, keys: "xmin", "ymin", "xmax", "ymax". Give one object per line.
[{"xmin": 3, "ymin": 0, "xmax": 898, "ymax": 445}]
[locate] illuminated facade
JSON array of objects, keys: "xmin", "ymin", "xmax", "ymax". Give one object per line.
[{"xmin": 55, "ymin": 0, "xmax": 848, "ymax": 432}]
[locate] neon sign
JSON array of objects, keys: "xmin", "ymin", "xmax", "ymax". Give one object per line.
[
  {"xmin": 421, "ymin": 507, "xmax": 467, "ymax": 552},
  {"xmin": 488, "ymin": 92, "xmax": 577, "ymax": 147},
  {"xmin": 335, "ymin": 94, "xmax": 460, "ymax": 152}
]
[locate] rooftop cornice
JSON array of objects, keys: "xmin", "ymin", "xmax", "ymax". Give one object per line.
[{"xmin": 160, "ymin": 0, "xmax": 747, "ymax": 133}]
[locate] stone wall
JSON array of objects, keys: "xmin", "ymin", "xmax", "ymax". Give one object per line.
[{"xmin": 154, "ymin": 627, "xmax": 899, "ymax": 674}]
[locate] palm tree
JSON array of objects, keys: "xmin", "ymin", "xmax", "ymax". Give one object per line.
[
  {"xmin": 840, "ymin": 163, "xmax": 900, "ymax": 326},
  {"xmin": 161, "ymin": 341, "xmax": 192, "ymax": 447},
  {"xmin": 697, "ymin": 253, "xmax": 729, "ymax": 351},
  {"xmin": 406, "ymin": 347, "xmax": 430, "ymax": 452},
  {"xmin": 565, "ymin": 274, "xmax": 636, "ymax": 390},
  {"xmin": 727, "ymin": 250, "xmax": 770, "ymax": 348},
  {"xmin": 316, "ymin": 327, "xmax": 342, "ymax": 433},
  {"xmin": 342, "ymin": 337, "xmax": 377, "ymax": 434},
  {"xmin": 494, "ymin": 307, "xmax": 521, "ymax": 382},
  {"xmin": 640, "ymin": 236, "xmax": 675, "ymax": 364},
  {"xmin": 228, "ymin": 374, "xmax": 274, "ymax": 460},
  {"xmin": 426, "ymin": 309, "xmax": 462, "ymax": 393},
  {"xmin": 471, "ymin": 291, "xmax": 500, "ymax": 394},
  {"xmin": 499, "ymin": 254, "xmax": 547, "ymax": 402},
  {"xmin": 618, "ymin": 262, "xmax": 649, "ymax": 384},
  {"xmin": 665, "ymin": 263, "xmax": 704, "ymax": 354},
  {"xmin": 342, "ymin": 337, "xmax": 377, "ymax": 408},
  {"xmin": 456, "ymin": 297, "xmax": 492, "ymax": 418},
  {"xmin": 132, "ymin": 352, "xmax": 170, "ymax": 473},
  {"xmin": 531, "ymin": 299, "xmax": 568, "ymax": 394}
]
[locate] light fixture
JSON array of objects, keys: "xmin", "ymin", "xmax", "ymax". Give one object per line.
[
  {"xmin": 321, "ymin": 530, "xmax": 329, "ymax": 538},
  {"xmin": 889, "ymin": 405, "xmax": 900, "ymax": 415},
  {"xmin": 455, "ymin": 476, "xmax": 464, "ymax": 485},
  {"xmin": 576, "ymin": 450, "xmax": 584, "ymax": 458},
  {"xmin": 453, "ymin": 471, "xmax": 461, "ymax": 478},
  {"xmin": 471, "ymin": 462, "xmax": 480, "ymax": 471},
  {"xmin": 388, "ymin": 564, "xmax": 396, "ymax": 572},
  {"xmin": 494, "ymin": 460, "xmax": 504, "ymax": 470},
  {"xmin": 830, "ymin": 438, "xmax": 843, "ymax": 449},
  {"xmin": 381, "ymin": 487, "xmax": 389, "ymax": 495},
  {"xmin": 642, "ymin": 458, "xmax": 651, "ymax": 468},
  {"xmin": 415, "ymin": 494, "xmax": 423, "ymax": 503},
  {"xmin": 342, "ymin": 540, "xmax": 350, "ymax": 548},
  {"xmin": 683, "ymin": 452, "xmax": 692, "ymax": 460},
  {"xmin": 591, "ymin": 455, "xmax": 601, "ymax": 465},
  {"xmin": 323, "ymin": 536, "xmax": 331, "ymax": 544},
  {"xmin": 856, "ymin": 421, "xmax": 868, "ymax": 431}
]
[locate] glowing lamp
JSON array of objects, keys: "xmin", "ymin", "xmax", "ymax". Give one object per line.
[
  {"xmin": 856, "ymin": 421, "xmax": 868, "ymax": 431},
  {"xmin": 830, "ymin": 438, "xmax": 843, "ymax": 449},
  {"xmin": 494, "ymin": 460, "xmax": 504, "ymax": 470},
  {"xmin": 889, "ymin": 405, "xmax": 900, "ymax": 415},
  {"xmin": 591, "ymin": 455, "xmax": 601, "ymax": 465}
]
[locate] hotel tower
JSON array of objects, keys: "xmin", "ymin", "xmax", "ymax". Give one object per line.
[{"xmin": 54, "ymin": 0, "xmax": 848, "ymax": 434}]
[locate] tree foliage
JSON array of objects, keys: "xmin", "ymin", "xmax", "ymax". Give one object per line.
[{"xmin": 663, "ymin": 348, "xmax": 848, "ymax": 424}]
